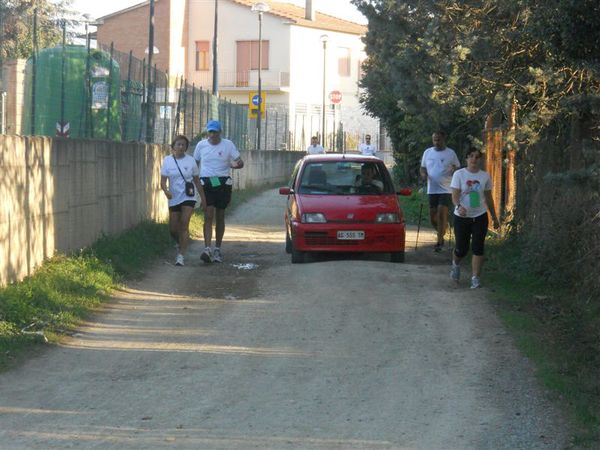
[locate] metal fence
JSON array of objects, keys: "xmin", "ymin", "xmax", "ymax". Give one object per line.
[
  {"xmin": 2, "ymin": 29, "xmax": 381, "ymax": 151},
  {"xmin": 0, "ymin": 36, "xmax": 248, "ymax": 146}
]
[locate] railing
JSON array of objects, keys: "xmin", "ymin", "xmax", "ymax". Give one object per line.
[{"xmin": 193, "ymin": 70, "xmax": 290, "ymax": 89}]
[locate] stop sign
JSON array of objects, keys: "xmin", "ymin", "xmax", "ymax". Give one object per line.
[{"xmin": 329, "ymin": 90, "xmax": 342, "ymax": 104}]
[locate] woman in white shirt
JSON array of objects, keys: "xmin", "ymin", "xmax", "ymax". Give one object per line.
[
  {"xmin": 450, "ymin": 147, "xmax": 499, "ymax": 288},
  {"xmin": 160, "ymin": 135, "xmax": 205, "ymax": 266}
]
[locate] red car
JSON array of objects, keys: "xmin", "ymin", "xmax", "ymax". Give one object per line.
[{"xmin": 279, "ymin": 154, "xmax": 411, "ymax": 263}]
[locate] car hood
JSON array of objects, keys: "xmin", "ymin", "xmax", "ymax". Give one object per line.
[{"xmin": 297, "ymin": 194, "xmax": 401, "ymax": 221}]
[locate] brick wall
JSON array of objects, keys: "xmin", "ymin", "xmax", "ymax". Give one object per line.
[
  {"xmin": 96, "ymin": 0, "xmax": 171, "ymax": 72},
  {"xmin": 0, "ymin": 60, "xmax": 27, "ymax": 135}
]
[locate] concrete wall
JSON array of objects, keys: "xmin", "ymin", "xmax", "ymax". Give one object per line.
[
  {"xmin": 0, "ymin": 136, "xmax": 303, "ymax": 286},
  {"xmin": 231, "ymin": 149, "xmax": 303, "ymax": 190}
]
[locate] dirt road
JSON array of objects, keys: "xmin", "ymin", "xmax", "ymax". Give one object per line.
[{"xmin": 0, "ymin": 189, "xmax": 570, "ymax": 449}]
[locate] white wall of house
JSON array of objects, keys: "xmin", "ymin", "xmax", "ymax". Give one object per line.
[
  {"xmin": 288, "ymin": 24, "xmax": 377, "ymax": 145},
  {"xmin": 184, "ymin": 0, "xmax": 378, "ymax": 148},
  {"xmin": 186, "ymin": 0, "xmax": 216, "ymax": 87},
  {"xmin": 186, "ymin": 0, "xmax": 291, "ymax": 104},
  {"xmin": 169, "ymin": 0, "xmax": 187, "ymax": 77}
]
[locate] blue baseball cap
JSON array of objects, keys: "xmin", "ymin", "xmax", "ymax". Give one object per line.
[{"xmin": 206, "ymin": 120, "xmax": 222, "ymax": 132}]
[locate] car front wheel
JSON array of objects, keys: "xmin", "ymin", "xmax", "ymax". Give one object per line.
[{"xmin": 391, "ymin": 251, "xmax": 405, "ymax": 263}]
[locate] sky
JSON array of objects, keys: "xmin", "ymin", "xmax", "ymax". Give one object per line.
[{"xmin": 68, "ymin": 0, "xmax": 367, "ymax": 24}]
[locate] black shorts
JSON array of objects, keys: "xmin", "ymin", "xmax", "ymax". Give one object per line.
[
  {"xmin": 169, "ymin": 200, "xmax": 196, "ymax": 212},
  {"xmin": 453, "ymin": 213, "xmax": 489, "ymax": 257},
  {"xmin": 201, "ymin": 177, "xmax": 233, "ymax": 209},
  {"xmin": 428, "ymin": 193, "xmax": 452, "ymax": 209}
]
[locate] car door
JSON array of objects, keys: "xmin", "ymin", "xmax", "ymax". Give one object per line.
[{"xmin": 285, "ymin": 160, "xmax": 303, "ymax": 235}]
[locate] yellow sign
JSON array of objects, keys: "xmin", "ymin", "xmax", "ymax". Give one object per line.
[{"xmin": 248, "ymin": 91, "xmax": 266, "ymax": 119}]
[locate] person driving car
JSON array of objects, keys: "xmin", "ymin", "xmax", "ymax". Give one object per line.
[{"xmin": 354, "ymin": 163, "xmax": 384, "ymax": 192}]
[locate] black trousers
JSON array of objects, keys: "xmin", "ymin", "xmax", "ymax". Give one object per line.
[{"xmin": 453, "ymin": 213, "xmax": 489, "ymax": 257}]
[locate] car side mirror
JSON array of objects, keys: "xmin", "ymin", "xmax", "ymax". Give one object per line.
[
  {"xmin": 396, "ymin": 188, "xmax": 412, "ymax": 196},
  {"xmin": 279, "ymin": 187, "xmax": 292, "ymax": 195}
]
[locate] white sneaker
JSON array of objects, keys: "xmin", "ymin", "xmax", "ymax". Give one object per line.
[
  {"xmin": 470, "ymin": 276, "xmax": 481, "ymax": 289},
  {"xmin": 212, "ymin": 248, "xmax": 222, "ymax": 263},
  {"xmin": 450, "ymin": 263, "xmax": 460, "ymax": 282},
  {"xmin": 200, "ymin": 247, "xmax": 213, "ymax": 263},
  {"xmin": 175, "ymin": 254, "xmax": 184, "ymax": 266}
]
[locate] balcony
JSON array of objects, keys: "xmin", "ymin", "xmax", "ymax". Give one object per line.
[{"xmin": 192, "ymin": 70, "xmax": 290, "ymax": 91}]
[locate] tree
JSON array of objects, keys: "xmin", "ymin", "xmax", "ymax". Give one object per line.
[
  {"xmin": 352, "ymin": 0, "xmax": 599, "ymax": 165},
  {"xmin": 0, "ymin": 0, "xmax": 73, "ymax": 61}
]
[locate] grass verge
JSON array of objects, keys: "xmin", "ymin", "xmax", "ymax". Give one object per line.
[
  {"xmin": 0, "ymin": 184, "xmax": 277, "ymax": 371},
  {"xmin": 399, "ymin": 189, "xmax": 429, "ymax": 225},
  {"xmin": 0, "ymin": 221, "xmax": 173, "ymax": 370},
  {"xmin": 485, "ymin": 238, "xmax": 599, "ymax": 448}
]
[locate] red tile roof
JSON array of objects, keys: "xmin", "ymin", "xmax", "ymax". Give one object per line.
[{"xmin": 231, "ymin": 0, "xmax": 367, "ymax": 35}]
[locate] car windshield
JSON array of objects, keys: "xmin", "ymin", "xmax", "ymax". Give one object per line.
[{"xmin": 298, "ymin": 161, "xmax": 393, "ymax": 195}]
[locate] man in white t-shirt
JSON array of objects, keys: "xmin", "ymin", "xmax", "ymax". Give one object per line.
[
  {"xmin": 420, "ymin": 131, "xmax": 460, "ymax": 252},
  {"xmin": 193, "ymin": 120, "xmax": 244, "ymax": 263},
  {"xmin": 359, "ymin": 134, "xmax": 377, "ymax": 157},
  {"xmin": 306, "ymin": 136, "xmax": 325, "ymax": 154}
]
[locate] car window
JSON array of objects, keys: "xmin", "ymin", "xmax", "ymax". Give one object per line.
[{"xmin": 298, "ymin": 161, "xmax": 393, "ymax": 194}]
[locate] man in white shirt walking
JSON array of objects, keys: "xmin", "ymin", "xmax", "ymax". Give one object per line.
[
  {"xmin": 359, "ymin": 134, "xmax": 377, "ymax": 157},
  {"xmin": 193, "ymin": 120, "xmax": 244, "ymax": 263},
  {"xmin": 420, "ymin": 131, "xmax": 460, "ymax": 252},
  {"xmin": 306, "ymin": 136, "xmax": 325, "ymax": 154}
]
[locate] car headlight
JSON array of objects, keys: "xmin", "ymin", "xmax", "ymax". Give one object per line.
[
  {"xmin": 375, "ymin": 213, "xmax": 399, "ymax": 223},
  {"xmin": 302, "ymin": 213, "xmax": 327, "ymax": 223}
]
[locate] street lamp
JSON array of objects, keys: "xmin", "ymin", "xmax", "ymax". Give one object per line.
[
  {"xmin": 320, "ymin": 34, "xmax": 328, "ymax": 147},
  {"xmin": 252, "ymin": 2, "xmax": 270, "ymax": 150}
]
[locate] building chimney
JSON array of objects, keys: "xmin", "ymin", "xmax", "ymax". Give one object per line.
[{"xmin": 305, "ymin": 0, "xmax": 315, "ymax": 21}]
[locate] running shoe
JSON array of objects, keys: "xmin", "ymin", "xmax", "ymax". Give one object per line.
[
  {"xmin": 470, "ymin": 276, "xmax": 481, "ymax": 289},
  {"xmin": 212, "ymin": 247, "xmax": 222, "ymax": 263},
  {"xmin": 175, "ymin": 254, "xmax": 184, "ymax": 266},
  {"xmin": 451, "ymin": 263, "xmax": 460, "ymax": 282},
  {"xmin": 200, "ymin": 247, "xmax": 213, "ymax": 263}
]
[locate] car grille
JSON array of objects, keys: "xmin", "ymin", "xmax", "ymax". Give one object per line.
[
  {"xmin": 326, "ymin": 219, "xmax": 372, "ymax": 224},
  {"xmin": 304, "ymin": 232, "xmax": 361, "ymax": 246}
]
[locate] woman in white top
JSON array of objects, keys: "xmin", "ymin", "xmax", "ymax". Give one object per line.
[
  {"xmin": 449, "ymin": 147, "xmax": 499, "ymax": 288},
  {"xmin": 160, "ymin": 135, "xmax": 206, "ymax": 266}
]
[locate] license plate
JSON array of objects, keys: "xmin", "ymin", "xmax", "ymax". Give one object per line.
[{"xmin": 337, "ymin": 230, "xmax": 365, "ymax": 240}]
